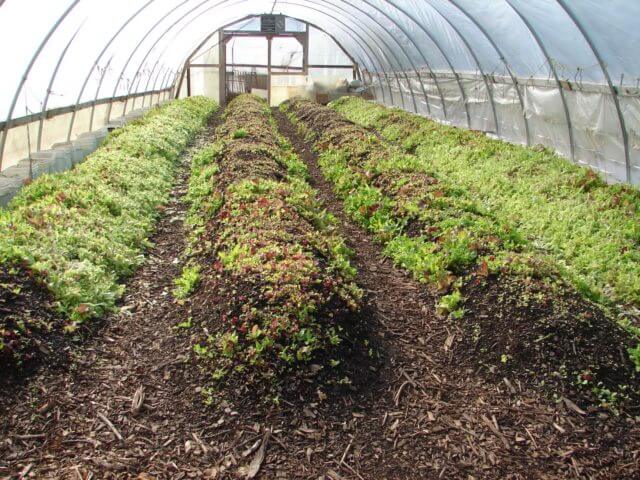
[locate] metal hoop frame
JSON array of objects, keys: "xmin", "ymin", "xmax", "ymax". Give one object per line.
[
  {"xmin": 504, "ymin": 0, "xmax": 575, "ymax": 162},
  {"xmin": 0, "ymin": 0, "xmax": 633, "ymax": 182}
]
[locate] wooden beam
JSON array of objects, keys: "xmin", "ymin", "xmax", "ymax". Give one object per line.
[
  {"xmin": 186, "ymin": 65, "xmax": 191, "ymax": 97},
  {"xmin": 302, "ymin": 28, "xmax": 309, "ymax": 75},
  {"xmin": 219, "ymin": 30, "xmax": 226, "ymax": 105},
  {"xmin": 267, "ymin": 36, "xmax": 272, "ymax": 106}
]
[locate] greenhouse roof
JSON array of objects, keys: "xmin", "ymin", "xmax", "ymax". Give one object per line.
[{"xmin": 1, "ymin": 0, "xmax": 639, "ymax": 183}]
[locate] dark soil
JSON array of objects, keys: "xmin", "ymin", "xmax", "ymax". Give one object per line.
[
  {"xmin": 0, "ymin": 107, "xmax": 638, "ymax": 479},
  {"xmin": 0, "ymin": 264, "xmax": 68, "ymax": 380},
  {"xmin": 460, "ymin": 275, "xmax": 640, "ymax": 410},
  {"xmin": 189, "ymin": 95, "xmax": 363, "ymax": 384}
]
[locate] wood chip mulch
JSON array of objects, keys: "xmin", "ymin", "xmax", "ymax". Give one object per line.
[{"xmin": 0, "ymin": 109, "xmax": 638, "ymax": 480}]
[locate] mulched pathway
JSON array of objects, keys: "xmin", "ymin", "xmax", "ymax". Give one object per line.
[
  {"xmin": 0, "ymin": 124, "xmax": 224, "ymax": 479},
  {"xmin": 0, "ymin": 109, "xmax": 638, "ymax": 480}
]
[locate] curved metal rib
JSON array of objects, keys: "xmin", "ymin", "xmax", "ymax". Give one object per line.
[
  {"xmin": 504, "ymin": 0, "xmax": 575, "ymax": 161},
  {"xmin": 331, "ymin": 0, "xmax": 435, "ymax": 114},
  {"xmin": 66, "ymin": 0, "xmax": 158, "ymax": 142},
  {"xmin": 305, "ymin": 0, "xmax": 421, "ymax": 111},
  {"xmin": 377, "ymin": 0, "xmax": 469, "ymax": 126},
  {"xmin": 278, "ymin": 0, "xmax": 403, "ymax": 108},
  {"xmin": 555, "ymin": 0, "xmax": 631, "ymax": 181},
  {"xmin": 389, "ymin": 0, "xmax": 495, "ymax": 130},
  {"xmin": 0, "ymin": 0, "xmax": 81, "ymax": 170},
  {"xmin": 446, "ymin": 0, "xmax": 530, "ymax": 145},
  {"xmin": 37, "ymin": 25, "xmax": 83, "ymax": 151}
]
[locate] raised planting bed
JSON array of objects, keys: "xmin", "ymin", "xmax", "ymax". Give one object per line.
[
  {"xmin": 282, "ymin": 98, "xmax": 533, "ymax": 297},
  {"xmin": 0, "ymin": 264, "xmax": 64, "ymax": 376},
  {"xmin": 331, "ymin": 97, "xmax": 640, "ymax": 312},
  {"xmin": 183, "ymin": 94, "xmax": 361, "ymax": 386},
  {"xmin": 282, "ymin": 98, "xmax": 640, "ymax": 409},
  {"xmin": 0, "ymin": 97, "xmax": 218, "ymax": 373}
]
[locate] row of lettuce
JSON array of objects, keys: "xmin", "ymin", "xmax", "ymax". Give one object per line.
[
  {"xmin": 0, "ymin": 97, "xmax": 218, "ymax": 367},
  {"xmin": 331, "ymin": 96, "xmax": 640, "ymax": 311},
  {"xmin": 181, "ymin": 94, "xmax": 361, "ymax": 379},
  {"xmin": 281, "ymin": 98, "xmax": 640, "ymax": 397},
  {"xmin": 281, "ymin": 98, "xmax": 536, "ymax": 317}
]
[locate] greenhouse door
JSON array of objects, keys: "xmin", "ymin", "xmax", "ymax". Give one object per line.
[
  {"xmin": 220, "ymin": 16, "xmax": 307, "ymax": 106},
  {"xmin": 177, "ymin": 15, "xmax": 358, "ymax": 107}
]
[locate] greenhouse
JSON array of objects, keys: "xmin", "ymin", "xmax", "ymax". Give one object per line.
[{"xmin": 0, "ymin": 1, "xmax": 639, "ymax": 478}]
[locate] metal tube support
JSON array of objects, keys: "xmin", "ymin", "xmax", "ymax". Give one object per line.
[
  {"xmin": 157, "ymin": 69, "xmax": 173, "ymax": 100},
  {"xmin": 183, "ymin": 7, "xmax": 386, "ymax": 104},
  {"xmin": 148, "ymin": 66, "xmax": 165, "ymax": 106},
  {"xmin": 67, "ymin": 0, "xmax": 159, "ymax": 143},
  {"xmin": 142, "ymin": 64, "xmax": 162, "ymax": 108},
  {"xmin": 88, "ymin": 56, "xmax": 114, "ymax": 132},
  {"xmin": 124, "ymin": 2, "xmax": 280, "ymax": 116},
  {"xmin": 447, "ymin": 0, "xmax": 531, "ymax": 146},
  {"xmin": 504, "ymin": 0, "xmax": 575, "ymax": 162},
  {"xmin": 417, "ymin": 0, "xmax": 499, "ymax": 134},
  {"xmin": 382, "ymin": 0, "xmax": 473, "ymax": 126},
  {"xmin": 267, "ymin": 36, "xmax": 273, "ymax": 105},
  {"xmin": 219, "ymin": 30, "xmax": 226, "ymax": 104},
  {"xmin": 310, "ymin": 0, "xmax": 418, "ymax": 112},
  {"xmin": 276, "ymin": 2, "xmax": 394, "ymax": 104},
  {"xmin": 279, "ymin": 0, "xmax": 406, "ymax": 110},
  {"xmin": 0, "ymin": 0, "xmax": 81, "ymax": 171},
  {"xmin": 302, "ymin": 27, "xmax": 309, "ymax": 75},
  {"xmin": 187, "ymin": 65, "xmax": 192, "ymax": 97},
  {"xmin": 105, "ymin": 0, "xmax": 194, "ymax": 126},
  {"xmin": 125, "ymin": 1, "xmax": 231, "ymax": 110},
  {"xmin": 37, "ymin": 25, "xmax": 82, "ymax": 151},
  {"xmin": 171, "ymin": 13, "xmax": 367, "ymax": 103},
  {"xmin": 325, "ymin": 0, "xmax": 434, "ymax": 114},
  {"xmin": 143, "ymin": 15, "xmax": 256, "ymax": 107},
  {"xmin": 555, "ymin": 0, "xmax": 631, "ymax": 182},
  {"xmin": 150, "ymin": 64, "xmax": 175, "ymax": 105},
  {"xmin": 172, "ymin": 15, "xmax": 257, "ymax": 99}
]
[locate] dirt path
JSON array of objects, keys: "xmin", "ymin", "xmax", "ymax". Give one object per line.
[
  {"xmin": 0, "ymin": 109, "xmax": 638, "ymax": 480},
  {"xmin": 0, "ymin": 124, "xmax": 227, "ymax": 479}
]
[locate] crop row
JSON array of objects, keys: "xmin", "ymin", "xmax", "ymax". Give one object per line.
[
  {"xmin": 331, "ymin": 97, "xmax": 640, "ymax": 309},
  {"xmin": 281, "ymin": 98, "xmax": 539, "ymax": 317},
  {"xmin": 0, "ymin": 97, "xmax": 218, "ymax": 367},
  {"xmin": 282, "ymin": 98, "xmax": 640, "ymax": 405},
  {"xmin": 183, "ymin": 94, "xmax": 361, "ymax": 379}
]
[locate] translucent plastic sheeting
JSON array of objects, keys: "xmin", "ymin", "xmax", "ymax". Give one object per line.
[
  {"xmin": 271, "ymin": 38, "xmax": 303, "ymax": 69},
  {"xmin": 189, "ymin": 67, "xmax": 220, "ymax": 100},
  {"xmin": 0, "ymin": 0, "xmax": 373, "ymax": 118},
  {"xmin": 3, "ymin": 90, "xmax": 171, "ymax": 171},
  {"xmin": 2, "ymin": 0, "xmax": 639, "ymax": 115},
  {"xmin": 397, "ymin": 0, "xmax": 504, "ymax": 76},
  {"xmin": 1, "ymin": 0, "xmax": 640, "ymax": 184},
  {"xmin": 227, "ymin": 37, "xmax": 269, "ymax": 65},
  {"xmin": 567, "ymin": 0, "xmax": 640, "ymax": 86},
  {"xmin": 191, "ymin": 37, "xmax": 220, "ymax": 65},
  {"xmin": 308, "ymin": 27, "xmax": 352, "ymax": 66},
  {"xmin": 271, "ymin": 74, "xmax": 310, "ymax": 106},
  {"xmin": 270, "ymin": 71, "xmax": 353, "ymax": 107}
]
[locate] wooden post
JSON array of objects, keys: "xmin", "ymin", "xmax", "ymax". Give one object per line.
[
  {"xmin": 267, "ymin": 35, "xmax": 272, "ymax": 106},
  {"xmin": 186, "ymin": 65, "xmax": 191, "ymax": 97},
  {"xmin": 302, "ymin": 30, "xmax": 309, "ymax": 75},
  {"xmin": 219, "ymin": 30, "xmax": 227, "ymax": 106}
]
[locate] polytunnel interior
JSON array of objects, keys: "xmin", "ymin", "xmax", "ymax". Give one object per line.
[
  {"xmin": 4, "ymin": 2, "xmax": 640, "ymax": 476},
  {"xmin": 0, "ymin": 0, "xmax": 639, "ymax": 185}
]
